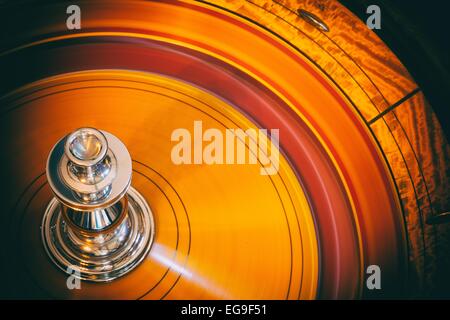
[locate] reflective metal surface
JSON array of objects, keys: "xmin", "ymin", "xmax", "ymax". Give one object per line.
[
  {"xmin": 297, "ymin": 9, "xmax": 330, "ymax": 32},
  {"xmin": 47, "ymin": 128, "xmax": 132, "ymax": 211},
  {"xmin": 5, "ymin": 71, "xmax": 318, "ymax": 299},
  {"xmin": 42, "ymin": 128, "xmax": 155, "ymax": 282},
  {"xmin": 42, "ymin": 187, "xmax": 154, "ymax": 282},
  {"xmin": 3, "ymin": 0, "xmax": 447, "ymax": 299}
]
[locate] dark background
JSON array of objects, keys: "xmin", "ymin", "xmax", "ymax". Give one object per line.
[{"xmin": 342, "ymin": 0, "xmax": 450, "ymax": 139}]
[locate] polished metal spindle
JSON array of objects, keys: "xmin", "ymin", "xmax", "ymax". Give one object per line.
[{"xmin": 42, "ymin": 127, "xmax": 154, "ymax": 282}]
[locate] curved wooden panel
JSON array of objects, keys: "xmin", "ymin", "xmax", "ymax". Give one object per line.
[{"xmin": 2, "ymin": 0, "xmax": 446, "ymax": 299}]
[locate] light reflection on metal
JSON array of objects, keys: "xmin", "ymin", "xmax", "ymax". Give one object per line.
[
  {"xmin": 297, "ymin": 9, "xmax": 330, "ymax": 32},
  {"xmin": 42, "ymin": 128, "xmax": 155, "ymax": 282}
]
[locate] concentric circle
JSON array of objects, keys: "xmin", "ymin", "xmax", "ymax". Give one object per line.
[
  {"xmin": 41, "ymin": 187, "xmax": 155, "ymax": 282},
  {"xmin": 47, "ymin": 131, "xmax": 132, "ymax": 211},
  {"xmin": 65, "ymin": 127, "xmax": 108, "ymax": 166},
  {"xmin": 3, "ymin": 71, "xmax": 314, "ymax": 299}
]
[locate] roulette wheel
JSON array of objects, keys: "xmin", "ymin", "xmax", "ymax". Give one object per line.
[{"xmin": 0, "ymin": 0, "xmax": 448, "ymax": 300}]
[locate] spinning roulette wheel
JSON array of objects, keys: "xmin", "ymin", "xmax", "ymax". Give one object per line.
[{"xmin": 0, "ymin": 0, "xmax": 449, "ymax": 299}]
